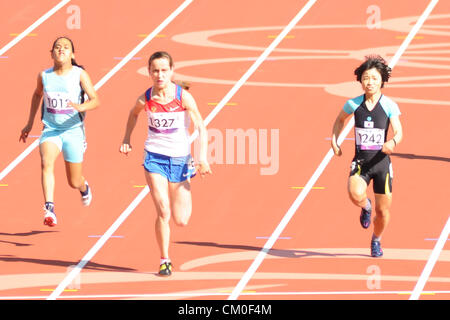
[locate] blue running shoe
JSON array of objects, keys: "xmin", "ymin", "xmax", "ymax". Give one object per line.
[
  {"xmin": 360, "ymin": 199, "xmax": 372, "ymax": 229},
  {"xmin": 371, "ymin": 240, "xmax": 383, "ymax": 257}
]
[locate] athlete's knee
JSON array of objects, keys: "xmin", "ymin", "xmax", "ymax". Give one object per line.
[
  {"xmin": 155, "ymin": 201, "xmax": 171, "ymax": 222},
  {"xmin": 67, "ymin": 176, "xmax": 83, "ymax": 189},
  {"xmin": 173, "ymin": 214, "xmax": 190, "ymax": 227},
  {"xmin": 348, "ymin": 188, "xmax": 366, "ymax": 204},
  {"xmin": 375, "ymin": 206, "xmax": 390, "ymax": 219}
]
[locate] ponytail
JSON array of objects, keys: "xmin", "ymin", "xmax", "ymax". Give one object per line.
[{"xmin": 71, "ymin": 57, "xmax": 84, "ymax": 70}]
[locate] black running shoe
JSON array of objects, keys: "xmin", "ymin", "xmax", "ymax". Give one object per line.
[
  {"xmin": 158, "ymin": 262, "xmax": 173, "ymax": 276},
  {"xmin": 371, "ymin": 240, "xmax": 383, "ymax": 257},
  {"xmin": 360, "ymin": 199, "xmax": 372, "ymax": 229}
]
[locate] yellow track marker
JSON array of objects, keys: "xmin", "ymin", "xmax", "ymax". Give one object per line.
[
  {"xmin": 0, "ymin": 184, "xmax": 8, "ymax": 187},
  {"xmin": 133, "ymin": 185, "xmax": 146, "ymax": 188},
  {"xmin": 395, "ymin": 35, "xmax": 424, "ymax": 39},
  {"xmin": 397, "ymin": 292, "xmax": 435, "ymax": 295},
  {"xmin": 10, "ymin": 33, "xmax": 37, "ymax": 37},
  {"xmin": 207, "ymin": 102, "xmax": 238, "ymax": 106},
  {"xmin": 40, "ymin": 289, "xmax": 78, "ymax": 292},
  {"xmin": 291, "ymin": 186, "xmax": 325, "ymax": 190}
]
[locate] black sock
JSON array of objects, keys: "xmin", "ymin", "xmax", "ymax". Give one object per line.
[{"xmin": 45, "ymin": 202, "xmax": 54, "ymax": 212}]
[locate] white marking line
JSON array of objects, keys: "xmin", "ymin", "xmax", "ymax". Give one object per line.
[
  {"xmin": 0, "ymin": 0, "xmax": 194, "ymax": 183},
  {"xmin": 410, "ymin": 216, "xmax": 450, "ymax": 300},
  {"xmin": 227, "ymin": 0, "xmax": 438, "ymax": 301},
  {"xmin": 0, "ymin": 139, "xmax": 39, "ymax": 182},
  {"xmin": 46, "ymin": 0, "xmax": 194, "ymax": 300},
  {"xmin": 47, "ymin": 0, "xmax": 313, "ymax": 300},
  {"xmin": 3, "ymin": 290, "xmax": 450, "ymax": 300},
  {"xmin": 0, "ymin": 0, "xmax": 71, "ymax": 56}
]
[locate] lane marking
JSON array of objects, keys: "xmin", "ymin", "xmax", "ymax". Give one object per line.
[
  {"xmin": 88, "ymin": 235, "xmax": 124, "ymax": 238},
  {"xmin": 227, "ymin": 0, "xmax": 439, "ymax": 301},
  {"xmin": 48, "ymin": 0, "xmax": 311, "ymax": 301},
  {"xmin": 395, "ymin": 35, "xmax": 424, "ymax": 39},
  {"xmin": 0, "ymin": 0, "xmax": 71, "ymax": 56},
  {"xmin": 410, "ymin": 216, "xmax": 450, "ymax": 300},
  {"xmin": 256, "ymin": 236, "xmax": 291, "ymax": 240},
  {"xmin": 133, "ymin": 185, "xmax": 146, "ymax": 188},
  {"xmin": 0, "ymin": 0, "xmax": 194, "ymax": 183},
  {"xmin": 46, "ymin": 0, "xmax": 195, "ymax": 300},
  {"xmin": 268, "ymin": 34, "xmax": 295, "ymax": 39},
  {"xmin": 113, "ymin": 56, "xmax": 142, "ymax": 60},
  {"xmin": 2, "ymin": 290, "xmax": 450, "ymax": 300},
  {"xmin": 40, "ymin": 289, "xmax": 78, "ymax": 292},
  {"xmin": 9, "ymin": 33, "xmax": 38, "ymax": 37},
  {"xmin": 207, "ymin": 102, "xmax": 237, "ymax": 106},
  {"xmin": 138, "ymin": 34, "xmax": 166, "ymax": 38},
  {"xmin": 290, "ymin": 186, "xmax": 324, "ymax": 190}
]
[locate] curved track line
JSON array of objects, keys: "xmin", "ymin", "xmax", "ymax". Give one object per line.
[
  {"xmin": 0, "ymin": 0, "xmax": 71, "ymax": 56},
  {"xmin": 227, "ymin": 0, "xmax": 440, "ymax": 301},
  {"xmin": 47, "ymin": 0, "xmax": 318, "ymax": 300}
]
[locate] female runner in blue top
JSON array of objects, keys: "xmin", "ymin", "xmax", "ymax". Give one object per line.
[
  {"xmin": 20, "ymin": 36, "xmax": 100, "ymax": 227},
  {"xmin": 331, "ymin": 55, "xmax": 403, "ymax": 257}
]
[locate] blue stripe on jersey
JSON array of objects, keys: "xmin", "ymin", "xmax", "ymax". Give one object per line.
[
  {"xmin": 342, "ymin": 94, "xmax": 400, "ymax": 118},
  {"xmin": 145, "ymin": 85, "xmax": 182, "ymax": 102},
  {"xmin": 175, "ymin": 84, "xmax": 182, "ymax": 101},
  {"xmin": 343, "ymin": 95, "xmax": 364, "ymax": 114},
  {"xmin": 379, "ymin": 95, "xmax": 401, "ymax": 118}
]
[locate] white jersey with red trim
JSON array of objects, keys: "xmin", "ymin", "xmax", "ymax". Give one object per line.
[{"xmin": 144, "ymin": 85, "xmax": 191, "ymax": 157}]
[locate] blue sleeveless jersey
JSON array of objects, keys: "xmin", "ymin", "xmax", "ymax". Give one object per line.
[{"xmin": 41, "ymin": 66, "xmax": 85, "ymax": 130}]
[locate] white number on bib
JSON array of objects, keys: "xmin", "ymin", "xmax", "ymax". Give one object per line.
[{"xmin": 355, "ymin": 127, "xmax": 385, "ymax": 150}]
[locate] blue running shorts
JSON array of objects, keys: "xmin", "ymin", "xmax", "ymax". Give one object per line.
[
  {"xmin": 40, "ymin": 126, "xmax": 87, "ymax": 163},
  {"xmin": 143, "ymin": 150, "xmax": 196, "ymax": 183}
]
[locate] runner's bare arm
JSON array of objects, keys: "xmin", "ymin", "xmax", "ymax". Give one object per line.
[
  {"xmin": 68, "ymin": 70, "xmax": 100, "ymax": 112},
  {"xmin": 120, "ymin": 94, "xmax": 146, "ymax": 155},
  {"xmin": 20, "ymin": 72, "xmax": 44, "ymax": 142},
  {"xmin": 183, "ymin": 90, "xmax": 212, "ymax": 176},
  {"xmin": 331, "ymin": 109, "xmax": 352, "ymax": 156},
  {"xmin": 382, "ymin": 115, "xmax": 403, "ymax": 154}
]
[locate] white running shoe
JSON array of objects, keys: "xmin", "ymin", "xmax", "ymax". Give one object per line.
[
  {"xmin": 43, "ymin": 209, "xmax": 57, "ymax": 227},
  {"xmin": 81, "ymin": 181, "xmax": 92, "ymax": 206}
]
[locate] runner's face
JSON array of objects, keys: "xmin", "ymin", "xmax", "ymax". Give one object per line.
[
  {"xmin": 149, "ymin": 58, "xmax": 173, "ymax": 89},
  {"xmin": 361, "ymin": 68, "xmax": 382, "ymax": 96},
  {"xmin": 51, "ymin": 38, "xmax": 74, "ymax": 65}
]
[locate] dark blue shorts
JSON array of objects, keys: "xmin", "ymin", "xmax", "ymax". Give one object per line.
[{"xmin": 143, "ymin": 150, "xmax": 196, "ymax": 183}]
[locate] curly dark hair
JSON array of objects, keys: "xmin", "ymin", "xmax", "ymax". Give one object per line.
[{"xmin": 354, "ymin": 55, "xmax": 391, "ymax": 88}]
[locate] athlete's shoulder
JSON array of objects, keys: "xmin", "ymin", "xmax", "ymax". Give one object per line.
[
  {"xmin": 379, "ymin": 95, "xmax": 401, "ymax": 118},
  {"xmin": 343, "ymin": 94, "xmax": 364, "ymax": 114}
]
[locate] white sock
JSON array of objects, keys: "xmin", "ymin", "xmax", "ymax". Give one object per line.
[
  {"xmin": 160, "ymin": 258, "xmax": 171, "ymax": 265},
  {"xmin": 372, "ymin": 234, "xmax": 381, "ymax": 242}
]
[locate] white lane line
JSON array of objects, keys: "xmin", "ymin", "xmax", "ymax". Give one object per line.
[
  {"xmin": 0, "ymin": 0, "xmax": 71, "ymax": 56},
  {"xmin": 410, "ymin": 216, "xmax": 450, "ymax": 300},
  {"xmin": 46, "ymin": 0, "xmax": 195, "ymax": 300},
  {"xmin": 47, "ymin": 0, "xmax": 316, "ymax": 300},
  {"xmin": 0, "ymin": 139, "xmax": 40, "ymax": 182},
  {"xmin": 227, "ymin": 0, "xmax": 439, "ymax": 301},
  {"xmin": 0, "ymin": 0, "xmax": 194, "ymax": 183},
  {"xmin": 4, "ymin": 290, "xmax": 450, "ymax": 300}
]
